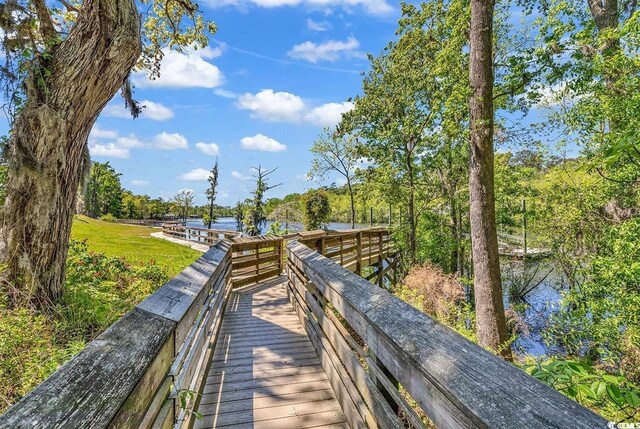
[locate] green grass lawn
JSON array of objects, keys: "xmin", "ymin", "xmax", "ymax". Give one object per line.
[{"xmin": 71, "ymin": 215, "xmax": 200, "ymax": 277}]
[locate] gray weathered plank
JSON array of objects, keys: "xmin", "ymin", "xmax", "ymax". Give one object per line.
[
  {"xmin": 0, "ymin": 308, "xmax": 175, "ymax": 429},
  {"xmin": 288, "ymin": 240, "xmax": 607, "ymax": 429}
]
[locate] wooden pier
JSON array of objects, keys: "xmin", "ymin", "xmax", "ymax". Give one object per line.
[{"xmin": 0, "ymin": 227, "xmax": 606, "ymax": 429}]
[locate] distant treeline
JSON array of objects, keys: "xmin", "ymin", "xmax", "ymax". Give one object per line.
[{"xmin": 80, "ymin": 161, "xmax": 233, "ymax": 221}]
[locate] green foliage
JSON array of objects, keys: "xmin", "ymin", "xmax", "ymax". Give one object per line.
[
  {"xmin": 526, "ymin": 359, "xmax": 640, "ymax": 421},
  {"xmin": 99, "ymin": 213, "xmax": 117, "ymax": 223},
  {"xmin": 205, "ymin": 161, "xmax": 219, "ymax": 229},
  {"xmin": 302, "ymin": 190, "xmax": 331, "ymax": 230},
  {"xmin": 84, "ymin": 162, "xmax": 122, "ymax": 219},
  {"xmin": 546, "ymin": 218, "xmax": 640, "ymax": 381},
  {"xmin": 0, "ymin": 308, "xmax": 83, "ymax": 411},
  {"xmin": 0, "ymin": 216, "xmax": 198, "ymax": 412},
  {"xmin": 60, "ymin": 240, "xmax": 169, "ymax": 340}
]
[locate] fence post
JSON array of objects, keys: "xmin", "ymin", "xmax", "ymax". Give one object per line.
[{"xmin": 356, "ymin": 231, "xmax": 362, "ymax": 276}]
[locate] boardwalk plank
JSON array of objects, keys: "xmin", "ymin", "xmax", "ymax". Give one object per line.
[{"xmin": 193, "ymin": 279, "xmax": 346, "ymax": 429}]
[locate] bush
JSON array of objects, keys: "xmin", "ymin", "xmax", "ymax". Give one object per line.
[
  {"xmin": 525, "ymin": 359, "xmax": 640, "ymax": 421},
  {"xmin": 546, "ymin": 218, "xmax": 640, "ymax": 381},
  {"xmin": 0, "ymin": 308, "xmax": 83, "ymax": 410},
  {"xmin": 393, "ymin": 263, "xmax": 475, "ymax": 341},
  {"xmin": 99, "ymin": 213, "xmax": 117, "ymax": 222},
  {"xmin": 0, "ymin": 240, "xmax": 171, "ymax": 412}
]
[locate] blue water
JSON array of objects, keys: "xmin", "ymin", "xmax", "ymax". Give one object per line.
[{"xmin": 186, "ymin": 217, "xmax": 386, "ymax": 234}]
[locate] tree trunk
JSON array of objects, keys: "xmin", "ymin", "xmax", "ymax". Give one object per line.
[
  {"xmin": 347, "ymin": 179, "xmax": 356, "ymax": 229},
  {"xmin": 208, "ymin": 200, "xmax": 215, "ymax": 229},
  {"xmin": 407, "ymin": 158, "xmax": 417, "ymax": 266},
  {"xmin": 1, "ymin": 0, "xmax": 141, "ymax": 309},
  {"xmin": 449, "ymin": 190, "xmax": 459, "ymax": 274},
  {"xmin": 468, "ymin": 0, "xmax": 512, "ymax": 359}
]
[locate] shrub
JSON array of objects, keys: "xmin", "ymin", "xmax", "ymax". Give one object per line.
[
  {"xmin": 394, "ymin": 263, "xmax": 475, "ymax": 341},
  {"xmin": 99, "ymin": 213, "xmax": 117, "ymax": 222},
  {"xmin": 525, "ymin": 359, "xmax": 640, "ymax": 421}
]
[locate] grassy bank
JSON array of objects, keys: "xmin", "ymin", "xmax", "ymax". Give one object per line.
[
  {"xmin": 71, "ymin": 215, "xmax": 200, "ymax": 276},
  {"xmin": 0, "ymin": 216, "xmax": 200, "ymax": 412}
]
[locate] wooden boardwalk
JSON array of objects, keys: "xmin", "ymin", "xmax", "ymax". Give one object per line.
[{"xmin": 194, "ymin": 276, "xmax": 348, "ymax": 429}]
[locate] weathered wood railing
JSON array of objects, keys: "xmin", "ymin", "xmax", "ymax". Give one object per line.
[
  {"xmin": 115, "ymin": 219, "xmax": 183, "ymax": 227},
  {"xmin": 0, "ymin": 227, "xmax": 604, "ymax": 428},
  {"xmin": 286, "ymin": 241, "xmax": 606, "ymax": 429},
  {"xmin": 0, "ymin": 240, "xmax": 233, "ymax": 429},
  {"xmin": 162, "ymin": 223, "xmax": 241, "ymax": 244}
]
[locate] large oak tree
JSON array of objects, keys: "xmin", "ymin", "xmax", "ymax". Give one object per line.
[{"xmin": 0, "ymin": 0, "xmax": 215, "ymax": 309}]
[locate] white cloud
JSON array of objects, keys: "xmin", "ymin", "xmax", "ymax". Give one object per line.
[
  {"xmin": 131, "ymin": 180, "xmax": 150, "ymax": 186},
  {"xmin": 179, "ymin": 168, "xmax": 212, "ymax": 181},
  {"xmin": 103, "ymin": 100, "xmax": 174, "ymax": 121},
  {"xmin": 206, "ymin": 0, "xmax": 392, "ymax": 15},
  {"xmin": 90, "ymin": 125, "xmax": 118, "ymax": 140},
  {"xmin": 287, "ymin": 37, "xmax": 363, "ymax": 63},
  {"xmin": 116, "ymin": 135, "xmax": 146, "ymax": 148},
  {"xmin": 196, "ymin": 142, "xmax": 220, "ymax": 156},
  {"xmin": 240, "ymin": 134, "xmax": 287, "ymax": 152},
  {"xmin": 152, "ymin": 132, "xmax": 188, "ymax": 150},
  {"xmin": 232, "ymin": 170, "xmax": 252, "ymax": 180},
  {"xmin": 214, "ymin": 88, "xmax": 238, "ymax": 99},
  {"xmin": 304, "ymin": 101, "xmax": 354, "ymax": 127},
  {"xmin": 89, "ymin": 143, "xmax": 130, "ymax": 159},
  {"xmin": 236, "ymin": 89, "xmax": 306, "ymax": 122},
  {"xmin": 307, "ymin": 18, "xmax": 331, "ymax": 31},
  {"xmin": 140, "ymin": 100, "xmax": 175, "ymax": 120},
  {"xmin": 132, "ymin": 47, "xmax": 224, "ymax": 89}
]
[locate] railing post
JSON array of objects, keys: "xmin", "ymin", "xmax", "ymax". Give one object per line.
[
  {"xmin": 279, "ymin": 238, "xmax": 285, "ymax": 274},
  {"xmin": 356, "ymin": 231, "xmax": 362, "ymax": 276}
]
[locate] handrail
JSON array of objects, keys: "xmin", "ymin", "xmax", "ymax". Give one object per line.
[
  {"xmin": 162, "ymin": 223, "xmax": 241, "ymax": 244},
  {"xmin": 0, "ymin": 228, "xmax": 395, "ymax": 428},
  {"xmin": 0, "ymin": 241, "xmax": 233, "ymax": 429},
  {"xmin": 285, "ymin": 240, "xmax": 607, "ymax": 428}
]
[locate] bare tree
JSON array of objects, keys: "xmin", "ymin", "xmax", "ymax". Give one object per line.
[
  {"xmin": 173, "ymin": 190, "xmax": 195, "ymax": 223},
  {"xmin": 310, "ymin": 129, "xmax": 359, "ymax": 228},
  {"xmin": 245, "ymin": 166, "xmax": 281, "ymax": 236}
]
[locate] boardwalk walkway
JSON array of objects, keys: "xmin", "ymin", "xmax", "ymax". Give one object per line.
[{"xmin": 194, "ymin": 276, "xmax": 348, "ymax": 429}]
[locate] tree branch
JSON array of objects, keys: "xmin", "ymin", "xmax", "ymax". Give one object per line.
[{"xmin": 32, "ymin": 0, "xmax": 58, "ymax": 43}]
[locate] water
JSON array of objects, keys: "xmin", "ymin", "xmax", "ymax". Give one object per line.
[
  {"xmin": 502, "ymin": 258, "xmax": 567, "ymax": 357},
  {"xmin": 185, "ymin": 217, "xmax": 386, "ymax": 234}
]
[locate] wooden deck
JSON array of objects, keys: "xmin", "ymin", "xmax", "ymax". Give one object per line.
[{"xmin": 194, "ymin": 276, "xmax": 348, "ymax": 429}]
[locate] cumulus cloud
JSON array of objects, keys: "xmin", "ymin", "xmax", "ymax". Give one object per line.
[
  {"xmin": 152, "ymin": 132, "xmax": 189, "ymax": 150},
  {"xmin": 307, "ymin": 18, "xmax": 331, "ymax": 31},
  {"xmin": 206, "ymin": 0, "xmax": 392, "ymax": 15},
  {"xmin": 133, "ymin": 47, "xmax": 224, "ymax": 89},
  {"xmin": 304, "ymin": 101, "xmax": 354, "ymax": 127},
  {"xmin": 131, "ymin": 180, "xmax": 150, "ymax": 186},
  {"xmin": 103, "ymin": 100, "xmax": 174, "ymax": 121},
  {"xmin": 90, "ymin": 125, "xmax": 118, "ymax": 140},
  {"xmin": 196, "ymin": 142, "xmax": 221, "ymax": 156},
  {"xmin": 89, "ymin": 143, "xmax": 130, "ymax": 159},
  {"xmin": 236, "ymin": 89, "xmax": 306, "ymax": 122},
  {"xmin": 87, "ymin": 127, "xmax": 189, "ymax": 158},
  {"xmin": 179, "ymin": 168, "xmax": 212, "ymax": 181},
  {"xmin": 234, "ymin": 88, "xmax": 353, "ymax": 128},
  {"xmin": 240, "ymin": 134, "xmax": 287, "ymax": 152},
  {"xmin": 287, "ymin": 37, "xmax": 363, "ymax": 63}
]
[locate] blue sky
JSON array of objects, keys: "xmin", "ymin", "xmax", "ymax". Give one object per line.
[
  {"xmin": 0, "ymin": 0, "xmax": 566, "ymax": 207},
  {"xmin": 86, "ymin": 1, "xmax": 405, "ymax": 206}
]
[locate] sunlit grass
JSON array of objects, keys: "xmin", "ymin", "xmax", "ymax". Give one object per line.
[{"xmin": 71, "ymin": 215, "xmax": 200, "ymax": 277}]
